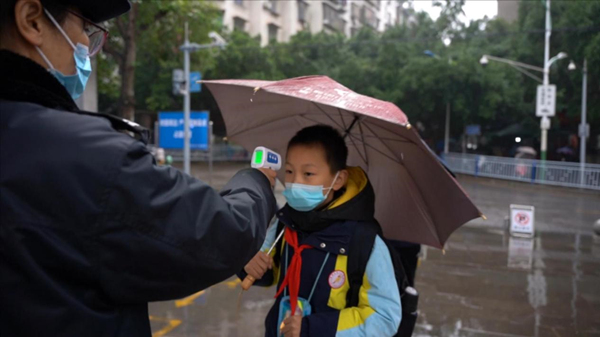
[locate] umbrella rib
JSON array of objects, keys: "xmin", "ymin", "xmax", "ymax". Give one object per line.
[
  {"xmin": 299, "ymin": 112, "xmax": 369, "ymax": 167},
  {"xmin": 358, "ymin": 121, "xmax": 369, "ymax": 167},
  {"xmin": 361, "ymin": 122, "xmax": 405, "ymax": 165},
  {"xmin": 337, "ymin": 108, "xmax": 348, "ymax": 130},
  {"xmin": 346, "ymin": 133, "xmax": 413, "ymax": 143},
  {"xmin": 343, "ymin": 115, "xmax": 360, "ymax": 139},
  {"xmin": 345, "ymin": 132, "xmax": 401, "ymax": 165},
  {"xmin": 362, "ymin": 120, "xmax": 418, "ymax": 145},
  {"xmin": 346, "ymin": 123, "xmax": 368, "ymax": 167},
  {"xmin": 312, "ymin": 102, "xmax": 345, "ymax": 130}
]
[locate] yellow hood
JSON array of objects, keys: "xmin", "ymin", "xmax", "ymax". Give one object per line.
[{"xmin": 328, "ymin": 167, "xmax": 369, "ymax": 210}]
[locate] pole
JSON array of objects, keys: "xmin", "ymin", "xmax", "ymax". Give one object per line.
[
  {"xmin": 540, "ymin": 0, "xmax": 551, "ymax": 163},
  {"xmin": 183, "ymin": 22, "xmax": 191, "ymax": 175},
  {"xmin": 444, "ymin": 102, "xmax": 450, "ymax": 154},
  {"xmin": 209, "ymin": 121, "xmax": 213, "ymax": 186},
  {"xmin": 579, "ymin": 59, "xmax": 588, "ymax": 187},
  {"xmin": 154, "ymin": 121, "xmax": 158, "ymax": 146}
]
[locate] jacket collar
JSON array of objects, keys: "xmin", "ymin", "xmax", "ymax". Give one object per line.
[{"xmin": 0, "ymin": 50, "xmax": 79, "ymax": 111}]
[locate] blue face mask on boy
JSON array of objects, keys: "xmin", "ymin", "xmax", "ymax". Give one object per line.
[
  {"xmin": 35, "ymin": 9, "xmax": 92, "ymax": 100},
  {"xmin": 283, "ymin": 172, "xmax": 340, "ymax": 212}
]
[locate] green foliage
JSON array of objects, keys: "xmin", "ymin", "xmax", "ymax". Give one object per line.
[
  {"xmin": 98, "ymin": 0, "xmax": 221, "ymax": 113},
  {"xmin": 97, "ymin": 0, "xmax": 599, "ymax": 154}
]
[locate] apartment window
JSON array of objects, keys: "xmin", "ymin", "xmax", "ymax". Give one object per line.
[
  {"xmin": 264, "ymin": 0, "xmax": 279, "ymax": 15},
  {"xmin": 298, "ymin": 0, "xmax": 308, "ymax": 22},
  {"xmin": 351, "ymin": 3, "xmax": 360, "ymax": 22},
  {"xmin": 233, "ymin": 17, "xmax": 246, "ymax": 31},
  {"xmin": 323, "ymin": 3, "xmax": 345, "ymax": 32},
  {"xmin": 268, "ymin": 23, "xmax": 279, "ymax": 43},
  {"xmin": 360, "ymin": 5, "xmax": 378, "ymax": 29}
]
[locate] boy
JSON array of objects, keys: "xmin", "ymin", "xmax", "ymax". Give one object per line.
[{"xmin": 241, "ymin": 125, "xmax": 401, "ymax": 337}]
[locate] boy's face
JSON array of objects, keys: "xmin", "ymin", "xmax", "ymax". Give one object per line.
[{"xmin": 285, "ymin": 144, "xmax": 348, "ymax": 205}]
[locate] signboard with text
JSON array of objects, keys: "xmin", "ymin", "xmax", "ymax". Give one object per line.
[
  {"xmin": 536, "ymin": 85, "xmax": 556, "ymax": 117},
  {"xmin": 158, "ymin": 111, "xmax": 209, "ymax": 150},
  {"xmin": 190, "ymin": 72, "xmax": 202, "ymax": 93}
]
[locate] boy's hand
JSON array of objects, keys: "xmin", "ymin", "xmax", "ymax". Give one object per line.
[
  {"xmin": 281, "ymin": 315, "xmax": 302, "ymax": 337},
  {"xmin": 244, "ymin": 251, "xmax": 273, "ymax": 280},
  {"xmin": 258, "ymin": 168, "xmax": 277, "ymax": 188}
]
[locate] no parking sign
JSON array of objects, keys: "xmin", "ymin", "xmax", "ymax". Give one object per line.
[{"xmin": 510, "ymin": 205, "xmax": 535, "ymax": 237}]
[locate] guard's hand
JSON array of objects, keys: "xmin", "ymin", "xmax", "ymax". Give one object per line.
[
  {"xmin": 244, "ymin": 251, "xmax": 273, "ymax": 280},
  {"xmin": 258, "ymin": 168, "xmax": 277, "ymax": 188},
  {"xmin": 281, "ymin": 315, "xmax": 302, "ymax": 337}
]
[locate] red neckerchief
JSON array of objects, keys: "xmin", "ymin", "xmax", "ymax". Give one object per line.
[{"xmin": 275, "ymin": 227, "xmax": 313, "ymax": 316}]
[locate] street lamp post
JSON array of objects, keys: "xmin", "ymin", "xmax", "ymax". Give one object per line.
[
  {"xmin": 480, "ymin": 0, "xmax": 569, "ymax": 166},
  {"xmin": 541, "ymin": 0, "xmax": 552, "ymax": 162},
  {"xmin": 479, "ymin": 50, "xmax": 567, "ymax": 163},
  {"xmin": 179, "ymin": 24, "xmax": 227, "ymax": 175},
  {"xmin": 182, "ymin": 23, "xmax": 191, "ymax": 175},
  {"xmin": 569, "ymin": 59, "xmax": 589, "ymax": 186},
  {"xmin": 424, "ymin": 50, "xmax": 451, "ymax": 155}
]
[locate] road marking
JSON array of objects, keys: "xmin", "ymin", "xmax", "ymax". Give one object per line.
[
  {"xmin": 174, "ymin": 290, "xmax": 205, "ymax": 308},
  {"xmin": 224, "ymin": 278, "xmax": 241, "ymax": 289},
  {"xmin": 149, "ymin": 316, "xmax": 182, "ymax": 337}
]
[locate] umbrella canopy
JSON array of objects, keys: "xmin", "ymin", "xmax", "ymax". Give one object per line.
[
  {"xmin": 516, "ymin": 146, "xmax": 537, "ymax": 156},
  {"xmin": 203, "ymin": 76, "xmax": 482, "ymax": 248}
]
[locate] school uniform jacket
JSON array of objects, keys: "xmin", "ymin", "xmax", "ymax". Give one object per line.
[{"xmin": 243, "ymin": 167, "xmax": 401, "ymax": 337}]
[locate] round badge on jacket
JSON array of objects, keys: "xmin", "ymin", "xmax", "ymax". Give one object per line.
[{"xmin": 328, "ymin": 270, "xmax": 346, "ymax": 289}]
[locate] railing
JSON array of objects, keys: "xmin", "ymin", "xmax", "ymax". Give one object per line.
[
  {"xmin": 165, "ymin": 144, "xmax": 251, "ymax": 162},
  {"xmin": 443, "ymin": 152, "xmax": 600, "ymax": 191}
]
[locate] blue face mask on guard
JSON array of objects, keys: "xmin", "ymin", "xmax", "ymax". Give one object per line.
[
  {"xmin": 283, "ymin": 172, "xmax": 340, "ymax": 212},
  {"xmin": 35, "ymin": 9, "xmax": 92, "ymax": 100}
]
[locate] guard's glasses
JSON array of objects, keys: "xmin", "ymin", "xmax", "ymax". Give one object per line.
[{"xmin": 65, "ymin": 9, "xmax": 109, "ymax": 57}]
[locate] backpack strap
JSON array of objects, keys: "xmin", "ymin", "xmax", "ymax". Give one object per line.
[
  {"xmin": 346, "ymin": 221, "xmax": 411, "ymax": 308},
  {"xmin": 345, "ymin": 222, "xmax": 379, "ymax": 308}
]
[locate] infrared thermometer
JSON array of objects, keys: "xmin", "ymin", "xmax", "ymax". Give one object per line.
[{"xmin": 251, "ymin": 146, "xmax": 281, "ymax": 171}]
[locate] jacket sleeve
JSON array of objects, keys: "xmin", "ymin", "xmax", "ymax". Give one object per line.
[
  {"xmin": 92, "ymin": 140, "xmax": 277, "ymax": 303},
  {"xmin": 300, "ymin": 236, "xmax": 401, "ymax": 337}
]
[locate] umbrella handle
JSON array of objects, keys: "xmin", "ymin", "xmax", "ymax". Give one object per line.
[{"xmin": 241, "ymin": 275, "xmax": 256, "ymax": 290}]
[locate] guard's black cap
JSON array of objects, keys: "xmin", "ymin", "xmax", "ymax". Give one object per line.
[{"xmin": 52, "ymin": 0, "xmax": 131, "ymax": 23}]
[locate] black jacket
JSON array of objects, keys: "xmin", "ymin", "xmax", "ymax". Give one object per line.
[{"xmin": 0, "ymin": 50, "xmax": 277, "ymax": 336}]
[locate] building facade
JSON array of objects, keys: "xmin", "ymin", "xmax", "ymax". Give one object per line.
[
  {"xmin": 214, "ymin": 0, "xmax": 413, "ymax": 46},
  {"xmin": 497, "ymin": 0, "xmax": 519, "ymax": 23}
]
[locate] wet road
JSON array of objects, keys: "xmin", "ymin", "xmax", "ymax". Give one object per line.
[{"xmin": 150, "ymin": 163, "xmax": 600, "ymax": 337}]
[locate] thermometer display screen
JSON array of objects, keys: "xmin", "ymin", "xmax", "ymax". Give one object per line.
[{"xmin": 254, "ymin": 150, "xmax": 264, "ymax": 164}]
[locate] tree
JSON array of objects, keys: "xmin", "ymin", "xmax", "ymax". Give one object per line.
[{"xmin": 99, "ymin": 1, "xmax": 220, "ymax": 120}]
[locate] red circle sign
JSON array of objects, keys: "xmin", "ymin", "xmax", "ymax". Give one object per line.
[{"xmin": 514, "ymin": 212, "xmax": 530, "ymax": 226}]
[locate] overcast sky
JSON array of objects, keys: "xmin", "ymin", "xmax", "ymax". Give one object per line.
[{"xmin": 412, "ymin": 0, "xmax": 498, "ymax": 23}]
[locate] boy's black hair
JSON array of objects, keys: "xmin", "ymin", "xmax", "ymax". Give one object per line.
[{"xmin": 287, "ymin": 125, "xmax": 348, "ymax": 174}]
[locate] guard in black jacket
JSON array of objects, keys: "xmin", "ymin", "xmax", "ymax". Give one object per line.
[{"xmin": 0, "ymin": 1, "xmax": 277, "ymax": 336}]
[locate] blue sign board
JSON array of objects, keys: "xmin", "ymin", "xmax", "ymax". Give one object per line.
[
  {"xmin": 190, "ymin": 72, "xmax": 202, "ymax": 93},
  {"xmin": 158, "ymin": 111, "xmax": 209, "ymax": 150},
  {"xmin": 466, "ymin": 124, "xmax": 481, "ymax": 136}
]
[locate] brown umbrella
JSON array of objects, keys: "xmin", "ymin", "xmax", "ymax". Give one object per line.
[{"xmin": 203, "ymin": 76, "xmax": 482, "ymax": 248}]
